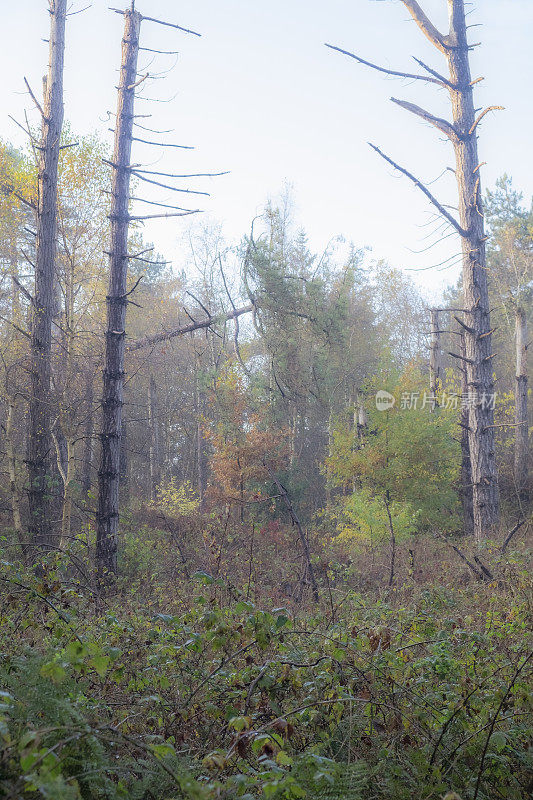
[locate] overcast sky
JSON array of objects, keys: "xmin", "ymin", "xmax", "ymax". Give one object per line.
[{"xmin": 1, "ymin": 1, "xmax": 532, "ymax": 300}]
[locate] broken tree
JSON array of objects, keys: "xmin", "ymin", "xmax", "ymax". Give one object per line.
[{"xmin": 327, "ymin": 0, "xmax": 500, "ymax": 541}]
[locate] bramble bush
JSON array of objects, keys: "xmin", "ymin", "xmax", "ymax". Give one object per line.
[{"xmin": 0, "ymin": 552, "xmax": 531, "ymax": 800}]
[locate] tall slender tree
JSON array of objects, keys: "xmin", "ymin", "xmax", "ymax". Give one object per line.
[
  {"xmin": 96, "ymin": 2, "xmax": 203, "ymax": 578},
  {"xmin": 96, "ymin": 4, "xmax": 141, "ymax": 578},
  {"xmin": 28, "ymin": 0, "xmax": 67, "ymax": 548}
]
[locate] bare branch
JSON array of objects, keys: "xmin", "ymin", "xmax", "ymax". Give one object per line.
[
  {"xmin": 368, "ymin": 142, "xmax": 467, "ymax": 237},
  {"xmin": 133, "ymin": 168, "xmax": 228, "ymax": 178},
  {"xmin": 140, "ymin": 14, "xmax": 201, "ymax": 37},
  {"xmin": 11, "ymin": 274, "xmax": 35, "ymax": 306},
  {"xmin": 468, "ymin": 106, "xmax": 504, "ymax": 136},
  {"xmin": 131, "ymin": 171, "xmax": 210, "ymax": 195},
  {"xmin": 139, "ymin": 47, "xmax": 179, "ymax": 55},
  {"xmin": 129, "ymin": 196, "xmax": 193, "ymax": 211},
  {"xmin": 8, "ymin": 114, "xmax": 38, "ymax": 143},
  {"xmin": 400, "ymin": 0, "xmax": 449, "ymax": 54},
  {"xmin": 126, "ymin": 73, "xmax": 149, "ymax": 91},
  {"xmin": 324, "ymin": 43, "xmax": 447, "ymax": 87},
  {"xmin": 412, "ymin": 57, "xmax": 452, "ymax": 88},
  {"xmin": 23, "ymin": 77, "xmax": 46, "ymax": 119},
  {"xmin": 128, "ymin": 210, "xmax": 199, "ymax": 220},
  {"xmin": 391, "ymin": 97, "xmax": 459, "ymax": 142},
  {"xmin": 0, "ymin": 314, "xmax": 31, "ymax": 340},
  {"xmin": 185, "ymin": 290, "xmax": 212, "ymax": 319},
  {"xmin": 132, "ymin": 136, "xmax": 193, "ymax": 149}
]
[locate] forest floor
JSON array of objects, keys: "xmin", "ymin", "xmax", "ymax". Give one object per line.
[{"xmin": 0, "ymin": 514, "xmax": 532, "ymax": 800}]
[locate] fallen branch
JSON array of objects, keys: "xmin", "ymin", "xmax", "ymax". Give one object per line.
[{"xmin": 127, "ymin": 303, "xmax": 253, "ymax": 352}]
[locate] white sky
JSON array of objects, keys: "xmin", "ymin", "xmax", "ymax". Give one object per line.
[{"xmin": 1, "ymin": 1, "xmax": 532, "ymax": 301}]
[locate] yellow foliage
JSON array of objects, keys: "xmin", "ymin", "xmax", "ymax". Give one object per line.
[{"xmin": 154, "ymin": 479, "xmax": 200, "ymax": 517}]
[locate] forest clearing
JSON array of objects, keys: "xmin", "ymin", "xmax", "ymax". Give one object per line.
[{"xmin": 0, "ymin": 1, "xmax": 531, "ymax": 798}]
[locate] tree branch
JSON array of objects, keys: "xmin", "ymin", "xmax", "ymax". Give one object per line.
[
  {"xmin": 391, "ymin": 97, "xmax": 459, "ymax": 142},
  {"xmin": 140, "ymin": 14, "xmax": 201, "ymax": 37},
  {"xmin": 127, "ymin": 210, "xmax": 199, "ymax": 220},
  {"xmin": 23, "ymin": 77, "xmax": 46, "ymax": 119},
  {"xmin": 400, "ymin": 0, "xmax": 449, "ymax": 54},
  {"xmin": 127, "ymin": 304, "xmax": 253, "ymax": 352},
  {"xmin": 468, "ymin": 105, "xmax": 504, "ymax": 136},
  {"xmin": 368, "ymin": 143, "xmax": 467, "ymax": 237},
  {"xmin": 412, "ymin": 57, "xmax": 452, "ymax": 88},
  {"xmin": 324, "ymin": 43, "xmax": 447, "ymax": 87}
]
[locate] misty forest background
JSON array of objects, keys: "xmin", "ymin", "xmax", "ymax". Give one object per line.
[{"xmin": 0, "ymin": 2, "xmax": 531, "ymax": 800}]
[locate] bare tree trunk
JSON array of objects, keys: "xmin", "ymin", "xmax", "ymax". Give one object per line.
[
  {"xmin": 445, "ymin": 1, "xmax": 499, "ymax": 541},
  {"xmin": 27, "ymin": 0, "xmax": 67, "ymax": 548},
  {"xmin": 96, "ymin": 6, "xmax": 141, "ymax": 578},
  {"xmin": 429, "ymin": 309, "xmax": 442, "ymax": 405},
  {"xmin": 514, "ymin": 306, "xmax": 529, "ymax": 501},
  {"xmin": 148, "ymin": 374, "xmax": 161, "ymax": 502},
  {"xmin": 460, "ymin": 334, "xmax": 474, "ymax": 535}
]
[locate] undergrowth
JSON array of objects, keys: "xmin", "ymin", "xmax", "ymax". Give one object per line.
[{"xmin": 0, "ymin": 539, "xmax": 532, "ymax": 800}]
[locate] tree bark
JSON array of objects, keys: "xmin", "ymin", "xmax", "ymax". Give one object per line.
[
  {"xmin": 446, "ymin": 0, "xmax": 499, "ymax": 541},
  {"xmin": 27, "ymin": 0, "xmax": 67, "ymax": 548},
  {"xmin": 514, "ymin": 306, "xmax": 529, "ymax": 501},
  {"xmin": 96, "ymin": 6, "xmax": 141, "ymax": 579}
]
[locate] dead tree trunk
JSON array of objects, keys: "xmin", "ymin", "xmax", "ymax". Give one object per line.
[
  {"xmin": 446, "ymin": 1, "xmax": 499, "ymax": 540},
  {"xmin": 514, "ymin": 306, "xmax": 529, "ymax": 501},
  {"xmin": 460, "ymin": 334, "xmax": 475, "ymax": 535},
  {"xmin": 148, "ymin": 374, "xmax": 161, "ymax": 503},
  {"xmin": 429, "ymin": 309, "xmax": 442, "ymax": 405},
  {"xmin": 96, "ymin": 6, "xmax": 141, "ymax": 578},
  {"xmin": 328, "ymin": 0, "xmax": 500, "ymax": 541},
  {"xmin": 27, "ymin": 0, "xmax": 67, "ymax": 548}
]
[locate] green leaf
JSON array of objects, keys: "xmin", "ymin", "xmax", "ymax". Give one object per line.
[
  {"xmin": 149, "ymin": 742, "xmax": 176, "ymax": 759},
  {"xmin": 90, "ymin": 655, "xmax": 110, "ymax": 677},
  {"xmin": 192, "ymin": 571, "xmax": 214, "ymax": 585}
]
